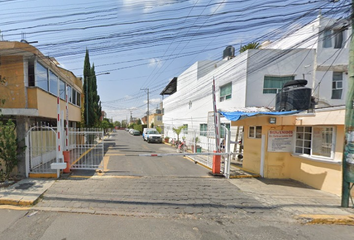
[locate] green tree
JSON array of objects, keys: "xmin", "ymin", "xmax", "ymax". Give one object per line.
[
  {"xmin": 100, "ymin": 118, "xmax": 114, "ymax": 134},
  {"xmin": 172, "ymin": 125, "xmax": 186, "ymax": 141},
  {"xmin": 83, "ymin": 50, "xmax": 101, "ymax": 127},
  {"xmin": 91, "ymin": 64, "xmax": 101, "ymax": 127},
  {"xmin": 114, "ymin": 121, "xmax": 121, "ymax": 128},
  {"xmin": 239, "ymin": 42, "xmax": 260, "ymax": 53}
]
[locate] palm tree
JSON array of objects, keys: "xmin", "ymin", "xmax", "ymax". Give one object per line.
[
  {"xmin": 239, "ymin": 42, "xmax": 260, "ymax": 53},
  {"xmin": 172, "ymin": 125, "xmax": 186, "ymax": 142}
]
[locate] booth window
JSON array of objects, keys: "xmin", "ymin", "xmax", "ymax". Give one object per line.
[
  {"xmin": 295, "ymin": 126, "xmax": 334, "ymax": 158},
  {"xmin": 249, "ymin": 126, "xmax": 262, "ymax": 138}
]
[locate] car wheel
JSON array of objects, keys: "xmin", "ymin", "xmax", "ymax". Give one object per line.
[{"xmin": 147, "ymin": 138, "xmax": 150, "ymax": 143}]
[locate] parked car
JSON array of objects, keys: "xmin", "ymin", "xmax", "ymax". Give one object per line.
[
  {"xmin": 145, "ymin": 129, "xmax": 163, "ymax": 143},
  {"xmin": 131, "ymin": 129, "xmax": 140, "ymax": 136},
  {"xmin": 129, "ymin": 129, "xmax": 134, "ymax": 134},
  {"xmin": 142, "ymin": 128, "xmax": 154, "ymax": 141}
]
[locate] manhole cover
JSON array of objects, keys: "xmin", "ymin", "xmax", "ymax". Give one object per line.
[{"xmin": 15, "ymin": 182, "xmax": 35, "ymax": 190}]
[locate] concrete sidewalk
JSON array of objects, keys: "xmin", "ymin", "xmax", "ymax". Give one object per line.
[
  {"xmin": 229, "ymin": 178, "xmax": 354, "ymax": 225},
  {"xmin": 0, "ymin": 179, "xmax": 54, "ymax": 206}
]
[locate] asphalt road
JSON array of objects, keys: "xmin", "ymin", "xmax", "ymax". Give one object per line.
[
  {"xmin": 102, "ymin": 130, "xmax": 210, "ymax": 177},
  {"xmin": 1, "ymin": 130, "xmax": 354, "ymax": 239}
]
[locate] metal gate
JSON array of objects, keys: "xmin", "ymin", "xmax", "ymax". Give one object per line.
[
  {"xmin": 67, "ymin": 128, "xmax": 104, "ymax": 170},
  {"xmin": 26, "ymin": 126, "xmax": 58, "ymax": 175},
  {"xmin": 26, "ymin": 127, "xmax": 104, "ymax": 176}
]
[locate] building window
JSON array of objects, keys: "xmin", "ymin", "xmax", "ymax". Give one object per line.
[
  {"xmin": 67, "ymin": 85, "xmax": 72, "ymax": 102},
  {"xmin": 334, "ymin": 29, "xmax": 344, "ymax": 49},
  {"xmin": 72, "ymin": 88, "xmax": 77, "ymax": 105},
  {"xmin": 157, "ymin": 116, "xmax": 162, "ymax": 121},
  {"xmin": 36, "ymin": 62, "xmax": 48, "ymax": 91},
  {"xmin": 183, "ymin": 124, "xmax": 188, "ymax": 134},
  {"xmin": 28, "ymin": 59, "xmax": 35, "ymax": 86},
  {"xmin": 249, "ymin": 126, "xmax": 262, "ymax": 138},
  {"xmin": 322, "ymin": 29, "xmax": 332, "ymax": 48},
  {"xmin": 59, "ymin": 79, "xmax": 66, "ymax": 100},
  {"xmin": 220, "ymin": 82, "xmax": 232, "ymax": 102},
  {"xmin": 263, "ymin": 76, "xmax": 295, "ymax": 94},
  {"xmin": 295, "ymin": 126, "xmax": 334, "ymax": 158},
  {"xmin": 76, "ymin": 92, "xmax": 81, "ymax": 107},
  {"xmin": 49, "ymin": 71, "xmax": 58, "ymax": 96},
  {"xmin": 200, "ymin": 124, "xmax": 207, "ymax": 136},
  {"xmin": 331, "ymin": 72, "xmax": 343, "ymax": 99}
]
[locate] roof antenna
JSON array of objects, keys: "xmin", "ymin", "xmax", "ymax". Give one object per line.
[{"xmin": 20, "ymin": 32, "xmax": 38, "ymax": 44}]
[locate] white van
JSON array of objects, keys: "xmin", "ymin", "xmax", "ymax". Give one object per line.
[{"xmin": 142, "ymin": 128, "xmax": 154, "ymax": 141}]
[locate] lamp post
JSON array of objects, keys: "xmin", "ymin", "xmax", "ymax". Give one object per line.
[{"xmin": 85, "ymin": 72, "xmax": 110, "ymax": 127}]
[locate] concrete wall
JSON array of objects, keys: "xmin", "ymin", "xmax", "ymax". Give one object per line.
[
  {"xmin": 232, "ymin": 112, "xmax": 344, "ymax": 195},
  {"xmin": 28, "ymin": 88, "xmax": 81, "ymax": 122},
  {"xmin": 246, "ymin": 49, "xmax": 315, "ymax": 107},
  {"xmin": 0, "ymin": 56, "xmax": 26, "ymax": 108}
]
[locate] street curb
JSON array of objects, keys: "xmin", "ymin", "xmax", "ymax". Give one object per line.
[
  {"xmin": 295, "ymin": 214, "xmax": 354, "ymax": 225},
  {"xmin": 0, "ymin": 205, "xmax": 31, "ymax": 210},
  {"xmin": 0, "ymin": 199, "xmax": 34, "ymax": 206}
]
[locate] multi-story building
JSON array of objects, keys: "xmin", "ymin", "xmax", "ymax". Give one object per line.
[
  {"xmin": 161, "ymin": 15, "xmax": 349, "ymax": 148},
  {"xmin": 0, "ymin": 41, "xmax": 83, "ymax": 176}
]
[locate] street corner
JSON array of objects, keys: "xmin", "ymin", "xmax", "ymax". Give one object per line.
[
  {"xmin": 295, "ymin": 214, "xmax": 354, "ymax": 226},
  {"xmin": 0, "ymin": 178, "xmax": 55, "ymax": 207}
]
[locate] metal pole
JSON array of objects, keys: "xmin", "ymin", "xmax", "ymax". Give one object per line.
[
  {"xmin": 86, "ymin": 76, "xmax": 89, "ymax": 127},
  {"xmin": 342, "ymin": 1, "xmax": 354, "ymax": 207}
]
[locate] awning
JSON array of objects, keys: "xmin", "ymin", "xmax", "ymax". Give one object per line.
[{"xmin": 220, "ymin": 110, "xmax": 300, "ymax": 121}]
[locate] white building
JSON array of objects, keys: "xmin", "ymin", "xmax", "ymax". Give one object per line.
[{"xmin": 161, "ymin": 15, "xmax": 350, "ymax": 147}]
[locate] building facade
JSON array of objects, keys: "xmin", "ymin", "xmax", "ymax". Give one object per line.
[
  {"xmin": 161, "ymin": 15, "xmax": 350, "ymax": 150},
  {"xmin": 0, "ymin": 41, "xmax": 83, "ymax": 176}
]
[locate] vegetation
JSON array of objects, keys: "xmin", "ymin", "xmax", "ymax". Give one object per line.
[
  {"xmin": 172, "ymin": 125, "xmax": 186, "ymax": 141},
  {"xmin": 100, "ymin": 118, "xmax": 114, "ymax": 134},
  {"xmin": 83, "ymin": 49, "xmax": 101, "ymax": 128},
  {"xmin": 114, "ymin": 121, "xmax": 121, "ymax": 128},
  {"xmin": 0, "ymin": 120, "xmax": 25, "ymax": 181},
  {"xmin": 239, "ymin": 42, "xmax": 260, "ymax": 53},
  {"xmin": 156, "ymin": 126, "xmax": 162, "ymax": 134},
  {"xmin": 129, "ymin": 123, "xmax": 142, "ymax": 133}
]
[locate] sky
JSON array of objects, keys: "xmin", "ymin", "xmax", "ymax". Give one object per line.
[{"xmin": 0, "ymin": 0, "xmax": 350, "ymax": 122}]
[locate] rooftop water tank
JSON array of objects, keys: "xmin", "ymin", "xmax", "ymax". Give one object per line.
[
  {"xmin": 223, "ymin": 46, "xmax": 235, "ymax": 59},
  {"xmin": 275, "ymin": 80, "xmax": 312, "ymax": 111}
]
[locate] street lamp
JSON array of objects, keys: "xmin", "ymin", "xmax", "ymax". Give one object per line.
[{"xmin": 86, "ymin": 72, "xmax": 110, "ymax": 127}]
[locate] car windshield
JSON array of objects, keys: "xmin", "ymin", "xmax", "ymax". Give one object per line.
[{"xmin": 148, "ymin": 130, "xmax": 159, "ymax": 134}]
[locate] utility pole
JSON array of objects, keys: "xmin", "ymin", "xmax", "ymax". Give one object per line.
[
  {"xmin": 141, "ymin": 88, "xmax": 149, "ymax": 128},
  {"xmin": 342, "ymin": 0, "xmax": 354, "ymax": 207}
]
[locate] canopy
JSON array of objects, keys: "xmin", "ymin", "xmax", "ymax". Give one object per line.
[{"xmin": 219, "ymin": 110, "xmax": 300, "ymax": 121}]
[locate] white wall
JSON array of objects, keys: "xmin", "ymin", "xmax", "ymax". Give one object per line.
[{"xmin": 246, "ymin": 49, "xmax": 315, "ymax": 107}]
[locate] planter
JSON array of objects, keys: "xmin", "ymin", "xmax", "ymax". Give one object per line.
[{"xmin": 164, "ymin": 138, "xmax": 170, "ymax": 143}]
